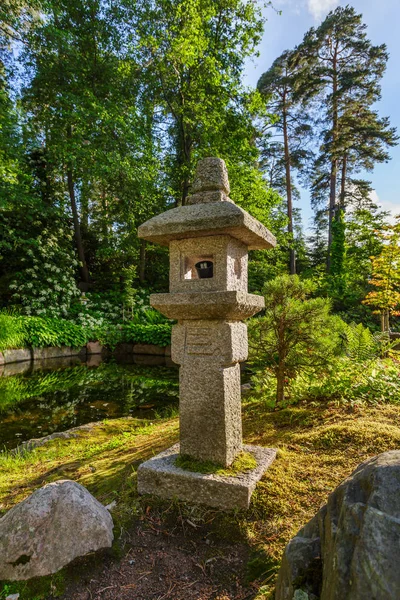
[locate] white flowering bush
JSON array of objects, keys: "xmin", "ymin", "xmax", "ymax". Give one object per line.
[
  {"xmin": 9, "ymin": 231, "xmax": 80, "ymax": 318},
  {"xmin": 68, "ymin": 291, "xmax": 125, "ymax": 330},
  {"xmin": 67, "ymin": 288, "xmax": 162, "ymax": 330}
]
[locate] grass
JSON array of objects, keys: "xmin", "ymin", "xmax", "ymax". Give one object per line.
[
  {"xmin": 175, "ymin": 450, "xmax": 257, "ymax": 476},
  {"xmin": 1, "ymin": 400, "xmax": 400, "ymax": 598}
]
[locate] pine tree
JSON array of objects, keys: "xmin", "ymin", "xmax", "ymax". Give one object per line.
[
  {"xmin": 302, "ymin": 6, "xmax": 397, "ymax": 271},
  {"xmin": 257, "ymin": 49, "xmax": 313, "ymax": 274},
  {"xmin": 248, "ymin": 275, "xmax": 335, "ymax": 406}
]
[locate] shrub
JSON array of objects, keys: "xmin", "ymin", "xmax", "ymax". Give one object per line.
[
  {"xmin": 9, "ymin": 232, "xmax": 80, "ymax": 319},
  {"xmin": 23, "ymin": 317, "xmax": 88, "ymax": 348},
  {"xmin": 96, "ymin": 322, "xmax": 172, "ymax": 350},
  {"xmin": 287, "ymin": 357, "xmax": 400, "ymax": 406},
  {"xmin": 331, "ymin": 318, "xmax": 379, "ymax": 361},
  {"xmin": 248, "ymin": 275, "xmax": 336, "ymax": 406},
  {"xmin": 0, "ymin": 313, "xmax": 26, "ymax": 351},
  {"xmin": 122, "ymin": 323, "xmax": 171, "ymax": 346}
]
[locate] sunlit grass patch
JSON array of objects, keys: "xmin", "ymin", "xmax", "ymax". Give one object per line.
[
  {"xmin": 1, "ymin": 402, "xmax": 400, "ymax": 599},
  {"xmin": 0, "ymin": 417, "xmax": 179, "ymax": 514}
]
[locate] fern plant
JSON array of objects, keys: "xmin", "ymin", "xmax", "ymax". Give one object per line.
[{"xmin": 344, "ymin": 322, "xmax": 378, "ymax": 361}]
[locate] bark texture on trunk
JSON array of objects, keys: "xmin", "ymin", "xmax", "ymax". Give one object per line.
[
  {"xmin": 276, "ymin": 363, "xmax": 286, "ymax": 406},
  {"xmin": 67, "ymin": 168, "xmax": 89, "ymax": 284},
  {"xmin": 139, "ymin": 239, "xmax": 146, "ymax": 283},
  {"xmin": 283, "ymin": 95, "xmax": 296, "ymax": 275},
  {"xmin": 327, "ymin": 46, "xmax": 339, "ymax": 273},
  {"xmin": 340, "ymin": 154, "xmax": 347, "ymax": 209}
]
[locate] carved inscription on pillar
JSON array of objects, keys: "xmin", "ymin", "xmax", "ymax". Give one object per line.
[
  {"xmin": 186, "ymin": 327, "xmax": 214, "ymax": 356},
  {"xmin": 171, "ymin": 321, "xmax": 248, "ymax": 367}
]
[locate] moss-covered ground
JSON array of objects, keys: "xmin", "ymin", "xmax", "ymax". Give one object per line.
[
  {"xmin": 1, "ymin": 400, "xmax": 400, "ymax": 599},
  {"xmin": 175, "ymin": 450, "xmax": 257, "ymax": 476}
]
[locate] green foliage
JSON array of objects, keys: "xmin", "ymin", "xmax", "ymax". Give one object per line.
[
  {"xmin": 248, "ymin": 274, "xmax": 336, "ymax": 406},
  {"xmin": 23, "ymin": 317, "xmax": 88, "ymax": 349},
  {"xmin": 301, "ymin": 5, "xmax": 397, "ymax": 269},
  {"xmin": 96, "ymin": 323, "xmax": 172, "ymax": 350},
  {"xmin": 67, "ymin": 291, "xmax": 126, "ymax": 330},
  {"xmin": 288, "ymin": 358, "xmax": 400, "ymax": 406},
  {"xmin": 0, "ymin": 315, "xmax": 87, "ymax": 350},
  {"xmin": 0, "ymin": 570, "xmax": 65, "ymax": 600},
  {"xmin": 257, "ymin": 48, "xmax": 314, "ymax": 274},
  {"xmin": 7, "ymin": 232, "xmax": 80, "ymax": 318},
  {"xmin": 245, "ymin": 548, "xmax": 280, "ymax": 586},
  {"xmin": 329, "ymin": 209, "xmax": 347, "ymax": 301},
  {"xmin": 363, "ymin": 216, "xmax": 400, "ymax": 331},
  {"xmin": 0, "ymin": 312, "xmax": 25, "ymax": 351},
  {"xmin": 0, "ymin": 301, "xmax": 172, "ymax": 352},
  {"xmin": 338, "ymin": 320, "xmax": 378, "ymax": 361}
]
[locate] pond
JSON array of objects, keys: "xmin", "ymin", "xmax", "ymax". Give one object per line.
[{"xmin": 0, "ymin": 355, "xmax": 179, "ymax": 451}]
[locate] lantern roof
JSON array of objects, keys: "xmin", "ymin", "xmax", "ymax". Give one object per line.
[{"xmin": 138, "ymin": 158, "xmax": 276, "ymax": 251}]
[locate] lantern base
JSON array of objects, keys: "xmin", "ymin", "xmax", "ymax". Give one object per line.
[{"xmin": 137, "ymin": 443, "xmax": 276, "ymax": 510}]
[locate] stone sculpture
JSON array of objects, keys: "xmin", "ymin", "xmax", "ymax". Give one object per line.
[{"xmin": 137, "ymin": 157, "xmax": 277, "ymax": 509}]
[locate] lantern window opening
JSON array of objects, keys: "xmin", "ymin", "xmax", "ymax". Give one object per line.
[{"xmin": 183, "ymin": 254, "xmax": 215, "ymax": 280}]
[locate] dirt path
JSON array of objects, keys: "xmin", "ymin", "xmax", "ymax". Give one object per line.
[{"xmin": 60, "ymin": 513, "xmax": 256, "ymax": 600}]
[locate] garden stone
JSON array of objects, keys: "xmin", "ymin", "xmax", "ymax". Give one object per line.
[
  {"xmin": 86, "ymin": 341, "xmax": 103, "ymax": 355},
  {"xmin": 2, "ymin": 348, "xmax": 32, "ymax": 364},
  {"xmin": 0, "ymin": 480, "xmax": 114, "ymax": 580},
  {"xmin": 32, "ymin": 346, "xmax": 86, "ymax": 360},
  {"xmin": 275, "ymin": 450, "xmax": 400, "ymax": 600},
  {"xmin": 293, "ymin": 592, "xmax": 310, "ymax": 600}
]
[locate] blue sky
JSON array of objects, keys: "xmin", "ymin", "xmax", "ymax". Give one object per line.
[{"xmin": 243, "ymin": 0, "xmax": 400, "ymax": 229}]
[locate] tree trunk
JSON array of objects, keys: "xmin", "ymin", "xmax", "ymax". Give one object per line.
[
  {"xmin": 327, "ymin": 47, "xmax": 339, "ymax": 272},
  {"xmin": 276, "ymin": 363, "xmax": 286, "ymax": 407},
  {"xmin": 67, "ymin": 168, "xmax": 89, "ymax": 284},
  {"xmin": 283, "ymin": 93, "xmax": 296, "ymax": 275},
  {"xmin": 340, "ymin": 154, "xmax": 347, "ymax": 209},
  {"xmin": 381, "ymin": 310, "xmax": 390, "ymax": 333},
  {"xmin": 179, "ymin": 128, "xmax": 192, "ymax": 207},
  {"xmin": 139, "ymin": 239, "xmax": 146, "ymax": 283}
]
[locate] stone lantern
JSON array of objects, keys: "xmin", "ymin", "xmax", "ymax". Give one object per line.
[{"xmin": 137, "ymin": 158, "xmax": 277, "ymax": 509}]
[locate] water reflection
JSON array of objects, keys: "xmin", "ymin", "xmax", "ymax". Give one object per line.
[{"xmin": 0, "ymin": 355, "xmax": 178, "ymax": 450}]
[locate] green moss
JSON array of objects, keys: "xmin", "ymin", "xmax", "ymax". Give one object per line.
[
  {"xmin": 245, "ymin": 548, "xmax": 280, "ymax": 584},
  {"xmin": 1, "ymin": 403, "xmax": 400, "ymax": 599},
  {"xmin": 175, "ymin": 451, "xmax": 257, "ymax": 476},
  {"xmin": 0, "ymin": 570, "xmax": 65, "ymax": 599}
]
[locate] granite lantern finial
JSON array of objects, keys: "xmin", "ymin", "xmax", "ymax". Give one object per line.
[
  {"xmin": 187, "ymin": 157, "xmax": 231, "ymax": 205},
  {"xmin": 137, "ymin": 158, "xmax": 277, "ymax": 510}
]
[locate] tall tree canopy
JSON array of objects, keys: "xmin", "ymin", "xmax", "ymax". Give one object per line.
[
  {"xmin": 258, "ymin": 48, "xmax": 313, "ymax": 274},
  {"xmin": 302, "ymin": 5, "xmax": 397, "ymax": 270}
]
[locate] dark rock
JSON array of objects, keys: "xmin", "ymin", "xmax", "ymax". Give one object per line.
[{"xmin": 276, "ymin": 451, "xmax": 400, "ymax": 600}]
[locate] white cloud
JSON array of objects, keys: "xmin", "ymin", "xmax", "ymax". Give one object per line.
[
  {"xmin": 307, "ymin": 0, "xmax": 339, "ymax": 20},
  {"xmin": 370, "ymin": 190, "xmax": 400, "ymax": 223}
]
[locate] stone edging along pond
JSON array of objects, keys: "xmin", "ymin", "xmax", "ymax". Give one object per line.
[{"xmin": 0, "ymin": 341, "xmax": 172, "ymax": 366}]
